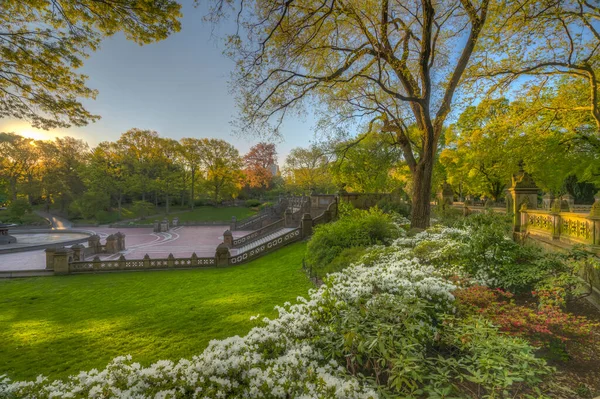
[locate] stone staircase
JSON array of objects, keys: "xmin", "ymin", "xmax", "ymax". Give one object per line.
[{"xmin": 231, "ymin": 227, "xmax": 297, "ymax": 255}]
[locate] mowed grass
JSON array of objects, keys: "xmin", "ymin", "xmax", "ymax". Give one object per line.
[{"xmin": 0, "ymin": 242, "xmax": 311, "ymax": 382}]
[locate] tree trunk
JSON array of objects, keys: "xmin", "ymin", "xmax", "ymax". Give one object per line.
[
  {"xmin": 166, "ymin": 192, "xmax": 170, "ymax": 214},
  {"xmin": 191, "ymin": 167, "xmax": 195, "ymax": 210},
  {"xmin": 117, "ymin": 191, "xmax": 123, "ymax": 220},
  {"xmin": 410, "ymin": 159, "xmax": 434, "ymax": 229}
]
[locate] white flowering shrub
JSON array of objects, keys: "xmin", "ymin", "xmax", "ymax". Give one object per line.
[{"xmin": 0, "ymin": 218, "xmax": 552, "ymax": 399}]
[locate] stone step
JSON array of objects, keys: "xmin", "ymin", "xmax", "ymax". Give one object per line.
[{"xmin": 233, "ymin": 227, "xmax": 296, "ymax": 254}]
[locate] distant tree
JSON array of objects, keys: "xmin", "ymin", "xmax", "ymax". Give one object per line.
[
  {"xmin": 200, "ymin": 139, "xmax": 243, "ymax": 202},
  {"xmin": 243, "ymin": 142, "xmax": 277, "ymax": 190},
  {"xmin": 0, "ymin": 133, "xmax": 37, "ymax": 201},
  {"xmin": 1, "ymin": 0, "xmax": 181, "ymax": 129},
  {"xmin": 180, "ymin": 138, "xmax": 204, "ymax": 209},
  {"xmin": 283, "ymin": 145, "xmax": 333, "ymax": 193}
]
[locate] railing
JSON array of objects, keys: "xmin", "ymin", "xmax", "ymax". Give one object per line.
[
  {"xmin": 229, "ymin": 228, "xmax": 302, "ymax": 265},
  {"xmin": 232, "ymin": 218, "xmax": 285, "ymax": 248},
  {"xmin": 69, "ymin": 253, "xmax": 215, "ymax": 273},
  {"xmin": 523, "ymin": 210, "xmax": 598, "ymax": 247}
]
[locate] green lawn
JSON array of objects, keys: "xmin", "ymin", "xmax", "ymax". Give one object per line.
[{"xmin": 0, "ymin": 242, "xmax": 311, "ymax": 382}]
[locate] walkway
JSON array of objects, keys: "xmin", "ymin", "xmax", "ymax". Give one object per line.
[{"xmin": 34, "ymin": 211, "xmax": 73, "ymax": 229}]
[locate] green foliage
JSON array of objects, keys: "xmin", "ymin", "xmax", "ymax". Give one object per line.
[
  {"xmin": 376, "ymin": 198, "xmax": 411, "ymax": 217},
  {"xmin": 68, "ymin": 191, "xmax": 110, "ymax": 220},
  {"xmin": 455, "ymin": 286, "xmax": 599, "ymax": 359},
  {"xmin": 1, "ymin": 0, "xmax": 181, "ymax": 129},
  {"xmin": 131, "ymin": 200, "xmax": 154, "ymax": 219},
  {"xmin": 0, "ymin": 242, "xmax": 311, "ymax": 381},
  {"xmin": 7, "ymin": 198, "xmax": 31, "ymax": 219},
  {"xmin": 316, "ymin": 291, "xmax": 552, "ymax": 398},
  {"xmin": 306, "ymin": 207, "xmax": 399, "ymax": 275},
  {"xmin": 245, "ymin": 199, "xmax": 261, "ymax": 208}
]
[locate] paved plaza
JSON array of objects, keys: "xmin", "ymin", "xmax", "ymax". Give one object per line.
[{"xmin": 0, "ymin": 226, "xmax": 251, "ymax": 271}]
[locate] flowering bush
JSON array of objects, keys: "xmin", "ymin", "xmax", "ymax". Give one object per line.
[
  {"xmin": 0, "ymin": 221, "xmax": 555, "ymax": 398},
  {"xmin": 455, "ymin": 285, "xmax": 599, "ymax": 357}
]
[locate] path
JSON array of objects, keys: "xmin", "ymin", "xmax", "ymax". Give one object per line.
[{"xmin": 34, "ymin": 211, "xmax": 73, "ymax": 230}]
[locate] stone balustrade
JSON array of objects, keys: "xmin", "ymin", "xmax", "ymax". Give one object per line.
[{"xmin": 522, "ymin": 209, "xmax": 599, "ymax": 249}]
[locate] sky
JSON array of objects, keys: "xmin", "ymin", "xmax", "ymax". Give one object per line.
[{"xmin": 0, "ymin": 2, "xmax": 316, "ymax": 165}]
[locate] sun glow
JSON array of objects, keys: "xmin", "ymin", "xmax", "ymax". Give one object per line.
[{"xmin": 1, "ymin": 122, "xmax": 62, "ymax": 141}]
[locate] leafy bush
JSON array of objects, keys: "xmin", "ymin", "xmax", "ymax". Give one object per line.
[
  {"xmin": 306, "ymin": 207, "xmax": 400, "ymax": 275},
  {"xmin": 376, "ymin": 198, "xmax": 411, "ymax": 217},
  {"xmin": 8, "ymin": 198, "xmax": 32, "ymax": 220},
  {"xmin": 455, "ymin": 285, "xmax": 599, "ymax": 358},
  {"xmin": 68, "ymin": 191, "xmax": 110, "ymax": 220},
  {"xmin": 131, "ymin": 200, "xmax": 154, "ymax": 219},
  {"xmin": 245, "ymin": 199, "xmax": 261, "ymax": 208},
  {"xmin": 258, "ymin": 201, "xmax": 273, "ymax": 211}
]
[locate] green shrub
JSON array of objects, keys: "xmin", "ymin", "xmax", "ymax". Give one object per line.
[
  {"xmin": 306, "ymin": 207, "xmax": 399, "ymax": 275},
  {"xmin": 245, "ymin": 199, "xmax": 261, "ymax": 208},
  {"xmin": 376, "ymin": 198, "xmax": 411, "ymax": 217},
  {"xmin": 258, "ymin": 201, "xmax": 273, "ymax": 211},
  {"xmin": 68, "ymin": 191, "xmax": 110, "ymax": 220},
  {"xmin": 131, "ymin": 200, "xmax": 154, "ymax": 219},
  {"xmin": 8, "ymin": 198, "xmax": 32, "ymax": 219}
]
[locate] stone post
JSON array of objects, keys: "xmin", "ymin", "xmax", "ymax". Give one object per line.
[
  {"xmin": 45, "ymin": 247, "xmax": 56, "ymax": 270},
  {"xmin": 118, "ymin": 254, "xmax": 126, "ymax": 269},
  {"xmin": 53, "ymin": 247, "xmax": 73, "ymax": 275},
  {"xmin": 284, "ymin": 208, "xmax": 293, "ymax": 227},
  {"xmin": 105, "ymin": 234, "xmax": 118, "ymax": 254},
  {"xmin": 230, "ymin": 216, "xmax": 237, "ymax": 231},
  {"xmin": 143, "ymin": 254, "xmax": 151, "ymax": 269},
  {"xmin": 508, "ymin": 164, "xmax": 539, "ymax": 237},
  {"xmin": 590, "ymin": 192, "xmax": 600, "ymax": 247},
  {"xmin": 88, "ymin": 235, "xmax": 101, "ymax": 254},
  {"xmin": 172, "ymin": 217, "xmax": 179, "ymax": 227},
  {"xmin": 223, "ymin": 230, "xmax": 233, "ymax": 248},
  {"xmin": 115, "ymin": 232, "xmax": 126, "ymax": 251},
  {"xmin": 161, "ymin": 218, "xmax": 169, "ymax": 232},
  {"xmin": 167, "ymin": 253, "xmax": 175, "ymax": 268},
  {"xmin": 561, "ymin": 193, "xmax": 575, "ymax": 212},
  {"xmin": 301, "ymin": 213, "xmax": 313, "ymax": 238},
  {"xmin": 71, "ymin": 243, "xmax": 85, "ymax": 261},
  {"xmin": 542, "ymin": 193, "xmax": 554, "ymax": 211},
  {"xmin": 439, "ymin": 181, "xmax": 454, "ymax": 207},
  {"xmin": 215, "ymin": 243, "xmax": 230, "ymax": 267},
  {"xmin": 191, "ymin": 252, "xmax": 198, "ymax": 267},
  {"xmin": 153, "ymin": 220, "xmax": 160, "ymax": 233}
]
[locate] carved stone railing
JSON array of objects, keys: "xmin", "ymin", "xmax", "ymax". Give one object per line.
[
  {"xmin": 232, "ymin": 218, "xmax": 285, "ymax": 248},
  {"xmin": 522, "ymin": 210, "xmax": 599, "ymax": 247},
  {"xmin": 229, "ymin": 228, "xmax": 302, "ymax": 265},
  {"xmin": 69, "ymin": 253, "xmax": 215, "ymax": 273}
]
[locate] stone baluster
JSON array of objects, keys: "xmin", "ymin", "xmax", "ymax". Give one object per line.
[
  {"xmin": 71, "ymin": 243, "xmax": 85, "ymax": 261},
  {"xmin": 508, "ymin": 163, "xmax": 539, "ymax": 238},
  {"xmin": 53, "ymin": 247, "xmax": 73, "ymax": 275},
  {"xmin": 191, "ymin": 252, "xmax": 198, "ymax": 267},
  {"xmin": 590, "ymin": 192, "xmax": 600, "ymax": 247},
  {"xmin": 167, "ymin": 253, "xmax": 175, "ymax": 268},
  {"xmin": 143, "ymin": 254, "xmax": 151, "ymax": 269},
  {"xmin": 215, "ymin": 243, "xmax": 230, "ymax": 267}
]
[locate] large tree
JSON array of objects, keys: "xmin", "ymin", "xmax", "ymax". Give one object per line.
[
  {"xmin": 1, "ymin": 0, "xmax": 181, "ymax": 129},
  {"xmin": 210, "ymin": 0, "xmax": 490, "ymax": 227},
  {"xmin": 243, "ymin": 142, "xmax": 278, "ymax": 189},
  {"xmin": 283, "ymin": 145, "xmax": 333, "ymax": 193}
]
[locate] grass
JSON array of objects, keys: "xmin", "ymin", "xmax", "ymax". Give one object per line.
[{"xmin": 0, "ymin": 242, "xmax": 311, "ymax": 382}]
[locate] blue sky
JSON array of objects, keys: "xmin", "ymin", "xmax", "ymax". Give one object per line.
[{"xmin": 0, "ymin": 2, "xmax": 316, "ymax": 164}]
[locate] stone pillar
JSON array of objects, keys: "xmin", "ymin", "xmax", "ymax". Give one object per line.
[
  {"xmin": 117, "ymin": 232, "xmax": 126, "ymax": 251},
  {"xmin": 223, "ymin": 230, "xmax": 233, "ymax": 248},
  {"xmin": 53, "ymin": 247, "xmax": 73, "ymax": 275},
  {"xmin": 161, "ymin": 218, "xmax": 169, "ymax": 232},
  {"xmin": 45, "ymin": 247, "xmax": 56, "ymax": 270},
  {"xmin": 167, "ymin": 253, "xmax": 175, "ymax": 268},
  {"xmin": 508, "ymin": 164, "xmax": 539, "ymax": 236},
  {"xmin": 301, "ymin": 213, "xmax": 313, "ymax": 238},
  {"xmin": 484, "ymin": 198, "xmax": 494, "ymax": 209},
  {"xmin": 438, "ymin": 181, "xmax": 454, "ymax": 207},
  {"xmin": 191, "ymin": 252, "xmax": 198, "ymax": 267},
  {"xmin": 153, "ymin": 220, "xmax": 160, "ymax": 233},
  {"xmin": 105, "ymin": 234, "xmax": 118, "ymax": 254},
  {"xmin": 561, "ymin": 193, "xmax": 575, "ymax": 212},
  {"xmin": 215, "ymin": 243, "xmax": 230, "ymax": 267},
  {"xmin": 284, "ymin": 208, "xmax": 293, "ymax": 227},
  {"xmin": 463, "ymin": 199, "xmax": 472, "ymax": 217},
  {"xmin": 590, "ymin": 193, "xmax": 600, "ymax": 247},
  {"xmin": 88, "ymin": 235, "xmax": 101, "ymax": 254},
  {"xmin": 542, "ymin": 193, "xmax": 554, "ymax": 211},
  {"xmin": 230, "ymin": 216, "xmax": 237, "ymax": 231},
  {"xmin": 143, "ymin": 254, "xmax": 151, "ymax": 269},
  {"xmin": 71, "ymin": 243, "xmax": 85, "ymax": 261},
  {"xmin": 172, "ymin": 217, "xmax": 179, "ymax": 227}
]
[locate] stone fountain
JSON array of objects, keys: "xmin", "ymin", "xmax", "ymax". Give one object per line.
[{"xmin": 0, "ymin": 223, "xmax": 17, "ymax": 245}]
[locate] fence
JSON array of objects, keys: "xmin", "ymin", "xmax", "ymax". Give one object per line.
[
  {"xmin": 232, "ymin": 218, "xmax": 285, "ymax": 248},
  {"xmin": 69, "ymin": 253, "xmax": 216, "ymax": 273}
]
